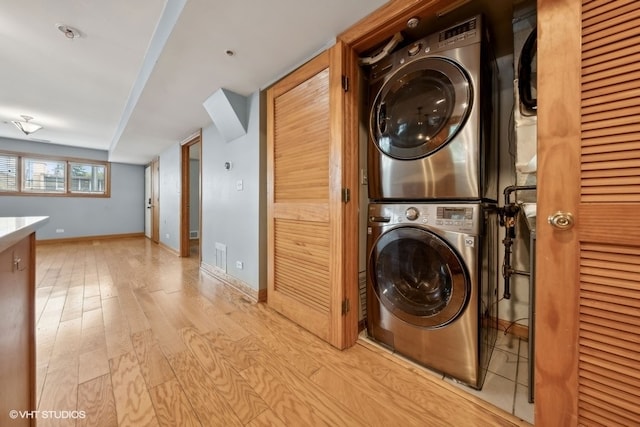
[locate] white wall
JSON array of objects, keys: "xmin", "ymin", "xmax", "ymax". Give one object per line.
[
  {"xmin": 154, "ymin": 92, "xmax": 265, "ymax": 293},
  {"xmin": 0, "ymin": 138, "xmax": 144, "ymax": 240},
  {"xmin": 200, "ymin": 91, "xmax": 265, "ymax": 292},
  {"xmin": 158, "ymin": 144, "xmax": 181, "ymax": 249}
]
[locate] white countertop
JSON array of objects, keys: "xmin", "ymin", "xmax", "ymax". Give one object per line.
[{"xmin": 0, "ymin": 216, "xmax": 49, "ymax": 253}]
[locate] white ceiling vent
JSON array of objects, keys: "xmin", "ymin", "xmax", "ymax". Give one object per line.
[{"xmin": 203, "ymin": 88, "xmax": 248, "ymax": 142}]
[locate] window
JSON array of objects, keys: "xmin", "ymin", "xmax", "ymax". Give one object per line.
[
  {"xmin": 0, "ymin": 154, "xmax": 18, "ymax": 192},
  {"xmin": 23, "ymin": 158, "xmax": 66, "ymax": 193},
  {"xmin": 0, "ymin": 151, "xmax": 110, "ymax": 197},
  {"xmin": 70, "ymin": 162, "xmax": 106, "ymax": 194}
]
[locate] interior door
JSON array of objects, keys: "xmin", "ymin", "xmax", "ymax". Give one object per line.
[
  {"xmin": 180, "ymin": 133, "xmax": 201, "ymax": 258},
  {"xmin": 536, "ymin": 0, "xmax": 640, "ymax": 425},
  {"xmin": 267, "ymin": 41, "xmax": 359, "ymax": 349},
  {"xmin": 144, "ymin": 165, "xmax": 151, "ymax": 238}
]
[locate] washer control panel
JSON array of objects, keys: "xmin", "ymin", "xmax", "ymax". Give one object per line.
[{"xmin": 368, "ymin": 203, "xmax": 481, "ymax": 234}]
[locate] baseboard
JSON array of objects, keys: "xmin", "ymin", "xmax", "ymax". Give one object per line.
[
  {"xmin": 158, "ymin": 241, "xmax": 180, "ymax": 256},
  {"xmin": 200, "ymin": 262, "xmax": 264, "ymax": 302},
  {"xmin": 497, "ymin": 318, "xmax": 529, "ymax": 341},
  {"xmin": 37, "ymin": 232, "xmax": 145, "ymax": 245}
]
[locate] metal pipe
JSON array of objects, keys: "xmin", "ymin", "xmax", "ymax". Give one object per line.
[{"xmin": 500, "ymin": 185, "xmax": 536, "ymax": 299}]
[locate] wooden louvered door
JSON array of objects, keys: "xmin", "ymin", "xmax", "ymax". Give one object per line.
[
  {"xmin": 536, "ymin": 0, "xmax": 640, "ymax": 425},
  {"xmin": 266, "ymin": 42, "xmax": 358, "ymax": 349}
]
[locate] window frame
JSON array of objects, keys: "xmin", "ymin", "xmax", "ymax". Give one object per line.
[
  {"xmin": 0, "ymin": 150, "xmax": 111, "ymax": 198},
  {"xmin": 0, "ymin": 152, "xmax": 19, "ymax": 193}
]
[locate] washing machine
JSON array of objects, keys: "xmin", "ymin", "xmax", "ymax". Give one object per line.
[
  {"xmin": 366, "ymin": 202, "xmax": 498, "ymax": 389},
  {"xmin": 367, "ymin": 15, "xmax": 498, "ymax": 202}
]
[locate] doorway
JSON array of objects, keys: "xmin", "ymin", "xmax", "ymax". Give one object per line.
[
  {"xmin": 144, "ymin": 165, "xmax": 151, "ymax": 239},
  {"xmin": 180, "ymin": 132, "xmax": 202, "ymax": 258},
  {"xmin": 144, "ymin": 157, "xmax": 160, "ymax": 243}
]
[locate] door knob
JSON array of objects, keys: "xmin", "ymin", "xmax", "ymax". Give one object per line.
[{"xmin": 548, "ymin": 211, "xmax": 574, "ymax": 230}]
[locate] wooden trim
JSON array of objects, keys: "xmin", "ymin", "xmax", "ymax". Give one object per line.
[
  {"xmin": 200, "ymin": 262, "xmax": 261, "ymax": 302},
  {"xmin": 497, "ymin": 318, "xmax": 529, "ymax": 341},
  {"xmin": 180, "ymin": 132, "xmax": 202, "ymax": 258},
  {"xmin": 0, "ymin": 147, "xmax": 108, "ymax": 165},
  {"xmin": 535, "ymin": 0, "xmax": 581, "ymax": 424},
  {"xmin": 36, "ymin": 232, "xmax": 145, "ymax": 245},
  {"xmin": 328, "ymin": 41, "xmax": 346, "ymax": 348},
  {"xmin": 338, "ymin": 40, "xmax": 361, "ymax": 349},
  {"xmin": 158, "ymin": 240, "xmax": 180, "ymax": 256},
  {"xmin": 269, "ymin": 51, "xmax": 330, "ymax": 99},
  {"xmin": 272, "ymin": 203, "xmax": 330, "ymax": 222},
  {"xmin": 579, "ymin": 204, "xmax": 640, "ymax": 246},
  {"xmin": 338, "ymin": 0, "xmax": 443, "ymax": 53},
  {"xmin": 181, "ymin": 142, "xmax": 188, "ymax": 257},
  {"xmin": 0, "ymin": 148, "xmax": 111, "ymax": 198},
  {"xmin": 28, "ymin": 232, "xmax": 36, "ymax": 421}
]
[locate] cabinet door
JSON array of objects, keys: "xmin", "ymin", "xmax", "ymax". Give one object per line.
[
  {"xmin": 0, "ymin": 235, "xmax": 34, "ymax": 427},
  {"xmin": 536, "ymin": 0, "xmax": 640, "ymax": 425},
  {"xmin": 267, "ymin": 42, "xmax": 358, "ymax": 349}
]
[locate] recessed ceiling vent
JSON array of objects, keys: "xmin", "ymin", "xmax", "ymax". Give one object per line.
[{"xmin": 203, "ymin": 88, "xmax": 248, "ymax": 142}]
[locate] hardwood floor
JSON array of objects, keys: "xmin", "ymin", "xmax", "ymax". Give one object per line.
[{"xmin": 34, "ymin": 237, "xmax": 529, "ymax": 426}]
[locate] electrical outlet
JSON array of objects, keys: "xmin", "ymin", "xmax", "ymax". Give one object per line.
[
  {"xmin": 55, "ymin": 228, "xmax": 64, "ymax": 233},
  {"xmin": 235, "ymin": 261, "xmax": 243, "ymax": 269},
  {"xmin": 165, "ymin": 233, "xmax": 170, "ymax": 238}
]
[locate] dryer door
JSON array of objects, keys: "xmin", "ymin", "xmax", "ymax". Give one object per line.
[
  {"xmin": 370, "ymin": 57, "xmax": 472, "ymax": 160},
  {"xmin": 370, "ymin": 226, "xmax": 469, "ymax": 328}
]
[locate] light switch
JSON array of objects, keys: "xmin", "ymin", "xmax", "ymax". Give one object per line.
[{"xmin": 236, "ymin": 180, "xmax": 243, "ymax": 191}]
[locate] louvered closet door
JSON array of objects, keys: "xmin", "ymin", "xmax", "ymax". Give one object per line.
[
  {"xmin": 536, "ymin": 0, "xmax": 640, "ymax": 425},
  {"xmin": 266, "ymin": 43, "xmax": 358, "ymax": 349}
]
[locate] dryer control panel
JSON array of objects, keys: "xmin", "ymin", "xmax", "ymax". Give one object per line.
[{"xmin": 438, "ymin": 16, "xmax": 479, "ymax": 47}]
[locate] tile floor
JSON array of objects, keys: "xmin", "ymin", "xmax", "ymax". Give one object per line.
[
  {"xmin": 446, "ymin": 332, "xmax": 534, "ymax": 424},
  {"xmin": 361, "ymin": 331, "xmax": 534, "ymax": 424}
]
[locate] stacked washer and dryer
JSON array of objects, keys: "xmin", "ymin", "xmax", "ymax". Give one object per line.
[{"xmin": 365, "ymin": 15, "xmax": 499, "ymax": 389}]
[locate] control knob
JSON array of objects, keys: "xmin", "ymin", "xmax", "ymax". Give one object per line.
[
  {"xmin": 405, "ymin": 207, "xmax": 419, "ymax": 221},
  {"xmin": 408, "ymin": 43, "xmax": 422, "ymax": 56}
]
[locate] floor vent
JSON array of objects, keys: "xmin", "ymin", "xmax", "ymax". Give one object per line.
[{"xmin": 215, "ymin": 242, "xmax": 227, "ymax": 273}]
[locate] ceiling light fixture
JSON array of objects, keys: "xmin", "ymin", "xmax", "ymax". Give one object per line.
[
  {"xmin": 12, "ymin": 115, "xmax": 43, "ymax": 135},
  {"xmin": 56, "ymin": 24, "xmax": 80, "ymax": 39}
]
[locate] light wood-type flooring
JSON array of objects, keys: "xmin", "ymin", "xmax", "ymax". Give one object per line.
[{"xmin": 34, "ymin": 237, "xmax": 530, "ymax": 426}]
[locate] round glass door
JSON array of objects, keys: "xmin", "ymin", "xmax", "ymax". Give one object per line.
[
  {"xmin": 370, "ymin": 227, "xmax": 469, "ymax": 328},
  {"xmin": 370, "ymin": 57, "xmax": 472, "ymax": 160}
]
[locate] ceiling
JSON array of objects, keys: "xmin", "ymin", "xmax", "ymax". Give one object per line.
[{"xmin": 0, "ymin": 0, "xmax": 387, "ymax": 164}]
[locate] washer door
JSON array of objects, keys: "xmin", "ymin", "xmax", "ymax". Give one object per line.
[
  {"xmin": 370, "ymin": 57, "xmax": 472, "ymax": 160},
  {"xmin": 370, "ymin": 226, "xmax": 469, "ymax": 328}
]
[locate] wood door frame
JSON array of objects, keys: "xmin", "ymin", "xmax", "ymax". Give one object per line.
[
  {"xmin": 180, "ymin": 131, "xmax": 202, "ymax": 258},
  {"xmin": 335, "ymin": 0, "xmax": 473, "ymax": 347},
  {"xmin": 338, "ymin": 0, "xmax": 582, "ymax": 422}
]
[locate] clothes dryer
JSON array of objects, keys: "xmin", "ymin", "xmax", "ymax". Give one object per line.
[
  {"xmin": 368, "ymin": 15, "xmax": 498, "ymax": 201},
  {"xmin": 366, "ymin": 202, "xmax": 498, "ymax": 388}
]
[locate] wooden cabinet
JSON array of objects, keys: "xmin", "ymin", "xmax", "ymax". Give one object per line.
[{"xmin": 0, "ymin": 233, "xmax": 35, "ymax": 427}]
